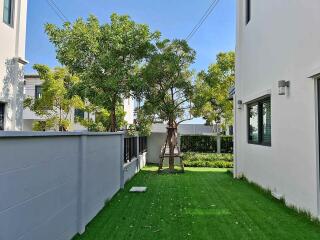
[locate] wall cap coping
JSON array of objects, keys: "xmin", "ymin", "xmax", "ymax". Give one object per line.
[{"xmin": 0, "ymin": 131, "xmax": 124, "ymax": 138}]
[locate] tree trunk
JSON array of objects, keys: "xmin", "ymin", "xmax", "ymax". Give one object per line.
[
  {"xmin": 109, "ymin": 109, "xmax": 117, "ymax": 132},
  {"xmin": 167, "ymin": 119, "xmax": 176, "ymax": 172}
]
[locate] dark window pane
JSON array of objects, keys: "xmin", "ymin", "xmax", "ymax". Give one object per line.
[
  {"xmin": 0, "ymin": 103, "xmax": 5, "ymax": 130},
  {"xmin": 3, "ymin": 0, "xmax": 12, "ymax": 25},
  {"xmin": 246, "ymin": 0, "xmax": 251, "ymax": 24},
  {"xmin": 74, "ymin": 109, "xmax": 85, "ymax": 121},
  {"xmin": 262, "ymin": 100, "xmax": 271, "ymax": 144},
  {"xmin": 35, "ymin": 86, "xmax": 42, "ymax": 99},
  {"xmin": 248, "ymin": 104, "xmax": 259, "ymax": 142}
]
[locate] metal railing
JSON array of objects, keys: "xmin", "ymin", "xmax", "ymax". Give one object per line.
[
  {"xmin": 139, "ymin": 136, "xmax": 148, "ymax": 154},
  {"xmin": 123, "ymin": 136, "xmax": 148, "ymax": 163},
  {"xmin": 124, "ymin": 136, "xmax": 137, "ymax": 163}
]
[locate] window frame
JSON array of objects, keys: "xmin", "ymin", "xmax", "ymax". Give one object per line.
[
  {"xmin": 0, "ymin": 102, "xmax": 5, "ymax": 131},
  {"xmin": 247, "ymin": 95, "xmax": 271, "ymax": 146},
  {"xmin": 74, "ymin": 109, "xmax": 85, "ymax": 122},
  {"xmin": 3, "ymin": 0, "xmax": 14, "ymax": 27},
  {"xmin": 245, "ymin": 0, "xmax": 251, "ymax": 25},
  {"xmin": 35, "ymin": 85, "xmax": 42, "ymax": 99}
]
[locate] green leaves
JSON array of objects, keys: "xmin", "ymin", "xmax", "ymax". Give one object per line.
[
  {"xmin": 192, "ymin": 51, "xmax": 235, "ymax": 126},
  {"xmin": 45, "ymin": 13, "xmax": 160, "ymax": 131},
  {"xmin": 24, "ymin": 65, "xmax": 83, "ymax": 131},
  {"xmin": 139, "ymin": 39, "xmax": 196, "ymax": 124}
]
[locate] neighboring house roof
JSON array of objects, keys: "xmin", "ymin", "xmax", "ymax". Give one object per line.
[
  {"xmin": 24, "ymin": 74, "xmax": 40, "ymax": 79},
  {"xmin": 228, "ymin": 86, "xmax": 235, "ymax": 100}
]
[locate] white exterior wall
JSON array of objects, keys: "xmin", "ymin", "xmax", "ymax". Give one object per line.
[
  {"xmin": 123, "ymin": 97, "xmax": 135, "ymax": 124},
  {"xmin": 235, "ymin": 0, "xmax": 320, "ymax": 217},
  {"xmin": 0, "ymin": 0, "xmax": 28, "ymax": 130}
]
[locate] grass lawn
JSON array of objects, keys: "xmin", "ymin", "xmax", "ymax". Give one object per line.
[{"xmin": 73, "ymin": 166, "xmax": 320, "ymax": 240}]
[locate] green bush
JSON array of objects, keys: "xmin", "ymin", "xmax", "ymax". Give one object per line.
[
  {"xmin": 182, "ymin": 152, "xmax": 233, "ymax": 168},
  {"xmin": 180, "ymin": 135, "xmax": 233, "ymax": 153},
  {"xmin": 181, "ymin": 135, "xmax": 217, "ymax": 153},
  {"xmin": 221, "ymin": 136, "xmax": 233, "ymax": 153}
]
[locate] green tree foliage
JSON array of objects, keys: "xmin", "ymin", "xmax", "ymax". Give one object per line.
[
  {"xmin": 192, "ymin": 51, "xmax": 235, "ymax": 129},
  {"xmin": 139, "ymin": 39, "xmax": 196, "ymax": 171},
  {"xmin": 78, "ymin": 106, "xmax": 127, "ymax": 132},
  {"xmin": 45, "ymin": 13, "xmax": 160, "ymax": 131},
  {"xmin": 24, "ymin": 65, "xmax": 83, "ymax": 131}
]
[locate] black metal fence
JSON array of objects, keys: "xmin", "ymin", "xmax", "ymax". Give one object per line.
[
  {"xmin": 139, "ymin": 136, "xmax": 148, "ymax": 154},
  {"xmin": 123, "ymin": 136, "xmax": 148, "ymax": 163},
  {"xmin": 124, "ymin": 137, "xmax": 137, "ymax": 163}
]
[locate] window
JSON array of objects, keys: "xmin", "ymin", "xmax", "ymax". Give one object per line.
[
  {"xmin": 3, "ymin": 0, "xmax": 13, "ymax": 26},
  {"xmin": 35, "ymin": 85, "xmax": 42, "ymax": 99},
  {"xmin": 0, "ymin": 103, "xmax": 5, "ymax": 130},
  {"xmin": 246, "ymin": 0, "xmax": 251, "ymax": 24},
  {"xmin": 74, "ymin": 109, "xmax": 85, "ymax": 121},
  {"xmin": 248, "ymin": 96, "xmax": 271, "ymax": 146}
]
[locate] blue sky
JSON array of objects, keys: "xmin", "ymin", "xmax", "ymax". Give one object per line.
[{"xmin": 25, "ymin": 0, "xmax": 235, "ymax": 123}]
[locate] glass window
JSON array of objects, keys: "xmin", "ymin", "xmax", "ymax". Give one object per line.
[
  {"xmin": 248, "ymin": 104, "xmax": 259, "ymax": 143},
  {"xmin": 0, "ymin": 103, "xmax": 5, "ymax": 130},
  {"xmin": 262, "ymin": 100, "xmax": 271, "ymax": 144},
  {"xmin": 3, "ymin": 0, "xmax": 13, "ymax": 25},
  {"xmin": 247, "ymin": 96, "xmax": 271, "ymax": 146},
  {"xmin": 35, "ymin": 85, "xmax": 42, "ymax": 99},
  {"xmin": 74, "ymin": 109, "xmax": 85, "ymax": 121}
]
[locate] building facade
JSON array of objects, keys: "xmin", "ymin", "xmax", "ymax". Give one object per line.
[
  {"xmin": 23, "ymin": 75, "xmax": 135, "ymax": 131},
  {"xmin": 235, "ymin": 0, "xmax": 320, "ymax": 217},
  {"xmin": 0, "ymin": 0, "xmax": 28, "ymax": 130}
]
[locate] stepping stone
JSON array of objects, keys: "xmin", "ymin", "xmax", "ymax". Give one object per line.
[{"xmin": 130, "ymin": 186, "xmax": 147, "ymax": 193}]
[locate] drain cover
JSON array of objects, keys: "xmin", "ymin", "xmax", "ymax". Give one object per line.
[{"xmin": 129, "ymin": 187, "xmax": 147, "ymax": 192}]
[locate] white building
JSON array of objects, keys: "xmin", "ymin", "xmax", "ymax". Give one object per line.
[
  {"xmin": 0, "ymin": 0, "xmax": 28, "ymax": 130},
  {"xmin": 235, "ymin": 0, "xmax": 320, "ymax": 217},
  {"xmin": 23, "ymin": 75, "xmax": 135, "ymax": 131}
]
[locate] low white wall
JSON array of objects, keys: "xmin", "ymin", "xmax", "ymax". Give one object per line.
[
  {"xmin": 123, "ymin": 152, "xmax": 147, "ymax": 184},
  {"xmin": 0, "ymin": 131, "xmax": 124, "ymax": 240},
  {"xmin": 147, "ymin": 132, "xmax": 167, "ymax": 164}
]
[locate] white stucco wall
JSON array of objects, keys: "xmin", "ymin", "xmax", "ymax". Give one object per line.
[
  {"xmin": 235, "ymin": 0, "xmax": 320, "ymax": 217},
  {"xmin": 123, "ymin": 97, "xmax": 135, "ymax": 124},
  {"xmin": 0, "ymin": 131, "xmax": 124, "ymax": 240},
  {"xmin": 0, "ymin": 0, "xmax": 28, "ymax": 130}
]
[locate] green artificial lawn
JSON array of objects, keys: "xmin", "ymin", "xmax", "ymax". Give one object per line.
[{"xmin": 73, "ymin": 166, "xmax": 320, "ymax": 240}]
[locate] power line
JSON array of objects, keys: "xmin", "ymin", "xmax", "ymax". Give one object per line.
[
  {"xmin": 46, "ymin": 0, "xmax": 69, "ymax": 22},
  {"xmin": 186, "ymin": 0, "xmax": 220, "ymax": 41}
]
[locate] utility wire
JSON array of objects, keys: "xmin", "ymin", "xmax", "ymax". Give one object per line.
[
  {"xmin": 186, "ymin": 0, "xmax": 220, "ymax": 41},
  {"xmin": 46, "ymin": 0, "xmax": 69, "ymax": 22}
]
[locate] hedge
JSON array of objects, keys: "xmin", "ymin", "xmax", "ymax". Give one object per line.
[
  {"xmin": 182, "ymin": 152, "xmax": 233, "ymax": 168},
  {"xmin": 180, "ymin": 135, "xmax": 233, "ymax": 153}
]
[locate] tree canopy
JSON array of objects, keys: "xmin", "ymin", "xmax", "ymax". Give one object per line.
[
  {"xmin": 192, "ymin": 51, "xmax": 235, "ymax": 129},
  {"xmin": 138, "ymin": 39, "xmax": 196, "ymax": 171},
  {"xmin": 45, "ymin": 13, "xmax": 160, "ymax": 131}
]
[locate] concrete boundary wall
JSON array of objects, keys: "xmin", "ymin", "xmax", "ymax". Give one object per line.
[
  {"xmin": 123, "ymin": 152, "xmax": 147, "ymax": 184},
  {"xmin": 0, "ymin": 131, "xmax": 126, "ymax": 240}
]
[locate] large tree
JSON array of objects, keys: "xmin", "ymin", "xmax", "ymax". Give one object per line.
[
  {"xmin": 24, "ymin": 65, "xmax": 83, "ymax": 131},
  {"xmin": 192, "ymin": 51, "xmax": 235, "ymax": 130},
  {"xmin": 139, "ymin": 39, "xmax": 196, "ymax": 172},
  {"xmin": 45, "ymin": 14, "xmax": 160, "ymax": 131}
]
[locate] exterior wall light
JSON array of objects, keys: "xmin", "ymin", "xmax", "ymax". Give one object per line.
[
  {"xmin": 237, "ymin": 100, "xmax": 243, "ymax": 109},
  {"xmin": 278, "ymin": 80, "xmax": 290, "ymax": 95}
]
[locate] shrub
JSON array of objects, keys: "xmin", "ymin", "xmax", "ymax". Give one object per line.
[
  {"xmin": 182, "ymin": 152, "xmax": 233, "ymax": 168},
  {"xmin": 180, "ymin": 135, "xmax": 217, "ymax": 153},
  {"xmin": 180, "ymin": 135, "xmax": 233, "ymax": 153},
  {"xmin": 221, "ymin": 136, "xmax": 233, "ymax": 153}
]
